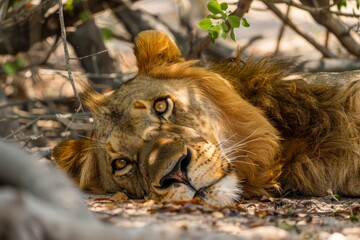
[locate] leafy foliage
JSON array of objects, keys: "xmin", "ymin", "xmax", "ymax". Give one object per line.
[
  {"xmin": 337, "ymin": 0, "xmax": 347, "ymax": 10},
  {"xmin": 350, "ymin": 214, "xmax": 359, "ymax": 222},
  {"xmin": 2, "ymin": 58, "xmax": 25, "ymax": 75},
  {"xmin": 198, "ymin": 0, "xmax": 250, "ymax": 43},
  {"xmin": 337, "ymin": 0, "xmax": 360, "ymax": 10},
  {"xmin": 101, "ymin": 27, "xmax": 114, "ymax": 41},
  {"xmin": 9, "ymin": 0, "xmax": 22, "ymax": 8},
  {"xmin": 79, "ymin": 10, "xmax": 92, "ymax": 22}
]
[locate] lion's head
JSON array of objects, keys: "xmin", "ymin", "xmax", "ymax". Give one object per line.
[{"xmin": 53, "ymin": 31, "xmax": 282, "ymax": 207}]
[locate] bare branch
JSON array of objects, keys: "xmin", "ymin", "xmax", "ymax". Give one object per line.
[
  {"xmin": 234, "ymin": 0, "xmax": 254, "ymax": 18},
  {"xmin": 57, "ymin": 0, "xmax": 82, "ymax": 112},
  {"xmin": 275, "ymin": 4, "xmax": 291, "ymax": 53},
  {"xmin": 269, "ymin": 0, "xmax": 360, "ymax": 17},
  {"xmin": 69, "ymin": 50, "xmax": 109, "ymax": 61},
  {"xmin": 300, "ymin": 0, "xmax": 360, "ymax": 58},
  {"xmin": 4, "ymin": 117, "xmax": 41, "ymax": 140},
  {"xmin": 263, "ymin": 1, "xmax": 337, "ymax": 58}
]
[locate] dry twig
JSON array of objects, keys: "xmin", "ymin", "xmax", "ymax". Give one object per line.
[
  {"xmin": 57, "ymin": 0, "xmax": 82, "ymax": 111},
  {"xmin": 263, "ymin": 1, "xmax": 337, "ymax": 58}
]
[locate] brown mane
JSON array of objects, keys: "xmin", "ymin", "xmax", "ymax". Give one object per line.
[{"xmin": 211, "ymin": 55, "xmax": 360, "ymax": 195}]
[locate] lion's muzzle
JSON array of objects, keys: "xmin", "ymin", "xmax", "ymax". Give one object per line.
[
  {"xmin": 158, "ymin": 148, "xmax": 196, "ymax": 191},
  {"xmin": 139, "ymin": 136, "xmax": 196, "ymax": 195}
]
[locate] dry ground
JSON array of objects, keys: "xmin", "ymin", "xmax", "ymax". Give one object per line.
[{"xmin": 83, "ymin": 192, "xmax": 360, "ymax": 240}]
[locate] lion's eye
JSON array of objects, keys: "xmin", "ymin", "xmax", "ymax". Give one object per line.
[
  {"xmin": 153, "ymin": 97, "xmax": 173, "ymax": 117},
  {"xmin": 113, "ymin": 158, "xmax": 127, "ymax": 170},
  {"xmin": 154, "ymin": 99, "xmax": 168, "ymax": 114},
  {"xmin": 112, "ymin": 158, "xmax": 132, "ymax": 176}
]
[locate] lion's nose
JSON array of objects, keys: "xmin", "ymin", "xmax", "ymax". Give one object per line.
[{"xmin": 158, "ymin": 148, "xmax": 195, "ymax": 191}]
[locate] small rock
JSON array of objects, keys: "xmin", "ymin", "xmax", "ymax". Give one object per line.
[
  {"xmin": 241, "ymin": 226, "xmax": 295, "ymax": 240},
  {"xmin": 212, "ymin": 211, "xmax": 224, "ymax": 218},
  {"xmin": 329, "ymin": 232, "xmax": 345, "ymax": 240}
]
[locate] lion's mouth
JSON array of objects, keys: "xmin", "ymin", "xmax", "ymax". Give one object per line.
[
  {"xmin": 191, "ymin": 173, "xmax": 228, "ymax": 200},
  {"xmin": 192, "ymin": 171, "xmax": 241, "ymax": 206},
  {"xmin": 156, "ymin": 147, "xmax": 226, "ymax": 201},
  {"xmin": 150, "ymin": 143, "xmax": 240, "ymax": 206},
  {"xmin": 193, "ymin": 187, "xmax": 206, "ymax": 199}
]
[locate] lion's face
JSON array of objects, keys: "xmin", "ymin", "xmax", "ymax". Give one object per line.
[
  {"xmin": 53, "ymin": 31, "xmax": 281, "ymax": 207},
  {"xmin": 89, "ymin": 76, "xmax": 240, "ymax": 206}
]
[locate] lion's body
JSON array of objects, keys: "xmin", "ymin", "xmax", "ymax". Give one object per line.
[
  {"xmin": 212, "ymin": 58, "xmax": 360, "ymax": 197},
  {"xmin": 53, "ymin": 31, "xmax": 360, "ymax": 206}
]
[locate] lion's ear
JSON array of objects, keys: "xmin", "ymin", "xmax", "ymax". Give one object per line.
[
  {"xmin": 134, "ymin": 30, "xmax": 184, "ymax": 73},
  {"xmin": 53, "ymin": 139, "xmax": 102, "ymax": 193}
]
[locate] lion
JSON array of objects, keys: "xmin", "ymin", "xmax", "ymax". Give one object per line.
[{"xmin": 53, "ymin": 30, "xmax": 360, "ymax": 207}]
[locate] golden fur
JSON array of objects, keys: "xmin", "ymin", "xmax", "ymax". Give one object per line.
[{"xmin": 53, "ymin": 30, "xmax": 360, "ymax": 206}]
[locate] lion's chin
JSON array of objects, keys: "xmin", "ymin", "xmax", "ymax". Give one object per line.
[
  {"xmin": 199, "ymin": 172, "xmax": 242, "ymax": 207},
  {"xmin": 155, "ymin": 172, "xmax": 241, "ymax": 207}
]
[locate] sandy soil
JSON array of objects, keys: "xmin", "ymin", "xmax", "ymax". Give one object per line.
[{"xmin": 84, "ymin": 193, "xmax": 360, "ymax": 240}]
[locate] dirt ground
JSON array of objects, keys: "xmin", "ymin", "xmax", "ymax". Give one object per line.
[{"xmin": 82, "ymin": 192, "xmax": 360, "ymax": 240}]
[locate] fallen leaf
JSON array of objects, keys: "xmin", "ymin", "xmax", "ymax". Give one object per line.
[
  {"xmin": 255, "ymin": 210, "xmax": 268, "ymax": 218},
  {"xmin": 143, "ymin": 200, "xmax": 155, "ymax": 206},
  {"xmin": 110, "ymin": 192, "xmax": 128, "ymax": 202},
  {"xmin": 104, "ymin": 203, "xmax": 118, "ymax": 209}
]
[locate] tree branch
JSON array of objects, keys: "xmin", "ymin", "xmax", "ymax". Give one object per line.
[
  {"xmin": 300, "ymin": 0, "xmax": 360, "ymax": 58},
  {"xmin": 57, "ymin": 0, "xmax": 83, "ymax": 128},
  {"xmin": 262, "ymin": 1, "xmax": 337, "ymax": 58}
]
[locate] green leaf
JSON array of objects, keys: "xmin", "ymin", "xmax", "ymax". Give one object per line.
[
  {"xmin": 209, "ymin": 32, "xmax": 217, "ymax": 43},
  {"xmin": 64, "ymin": 0, "xmax": 74, "ymax": 14},
  {"xmin": 207, "ymin": 14, "xmax": 222, "ymax": 19},
  {"xmin": 221, "ymin": 22, "xmax": 228, "ymax": 32},
  {"xmin": 2, "ymin": 58, "xmax": 25, "ymax": 75},
  {"xmin": 228, "ymin": 15, "xmax": 240, "ymax": 28},
  {"xmin": 198, "ymin": 18, "xmax": 213, "ymax": 30},
  {"xmin": 3, "ymin": 64, "xmax": 16, "ymax": 75},
  {"xmin": 230, "ymin": 28, "xmax": 236, "ymax": 41},
  {"xmin": 101, "ymin": 27, "xmax": 113, "ymax": 41},
  {"xmin": 350, "ymin": 215, "xmax": 359, "ymax": 222},
  {"xmin": 220, "ymin": 29, "xmax": 226, "ymax": 39},
  {"xmin": 208, "ymin": 26, "xmax": 220, "ymax": 43},
  {"xmin": 207, "ymin": 0, "xmax": 222, "ymax": 14},
  {"xmin": 337, "ymin": 0, "xmax": 347, "ymax": 11},
  {"xmin": 357, "ymin": 0, "xmax": 360, "ymax": 9},
  {"xmin": 9, "ymin": 0, "xmax": 21, "ymax": 8},
  {"xmin": 277, "ymin": 221, "xmax": 294, "ymax": 231},
  {"xmin": 242, "ymin": 17, "xmax": 250, "ymax": 27},
  {"xmin": 213, "ymin": 24, "xmax": 225, "ymax": 39},
  {"xmin": 79, "ymin": 10, "xmax": 91, "ymax": 22},
  {"xmin": 214, "ymin": 24, "xmax": 222, "ymax": 32},
  {"xmin": 16, "ymin": 58, "xmax": 25, "ymax": 68},
  {"xmin": 220, "ymin": 2, "xmax": 228, "ymax": 11}
]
